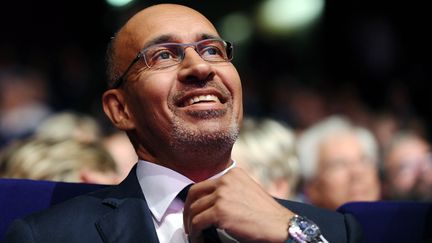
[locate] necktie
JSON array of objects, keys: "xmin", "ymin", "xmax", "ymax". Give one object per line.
[{"xmin": 178, "ymin": 184, "xmax": 222, "ymax": 243}]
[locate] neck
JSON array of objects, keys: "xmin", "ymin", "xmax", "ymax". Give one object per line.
[
  {"xmin": 136, "ymin": 146, "xmax": 233, "ymax": 182},
  {"xmin": 173, "ymin": 158, "xmax": 232, "ymax": 182}
]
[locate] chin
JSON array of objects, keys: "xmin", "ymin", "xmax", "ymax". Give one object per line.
[{"xmin": 185, "ymin": 108, "xmax": 227, "ymax": 119}]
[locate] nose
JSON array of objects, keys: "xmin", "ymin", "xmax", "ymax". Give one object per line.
[
  {"xmin": 349, "ymin": 157, "xmax": 372, "ymax": 179},
  {"xmin": 177, "ymin": 47, "xmax": 215, "ymax": 85}
]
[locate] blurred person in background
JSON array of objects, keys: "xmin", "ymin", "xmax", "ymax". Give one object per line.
[
  {"xmin": 297, "ymin": 115, "xmax": 381, "ymax": 210},
  {"xmin": 102, "ymin": 131, "xmax": 138, "ymax": 181},
  {"xmin": 232, "ymin": 117, "xmax": 300, "ymax": 200},
  {"xmin": 369, "ymin": 111, "xmax": 400, "ymax": 154},
  {"xmin": 35, "ymin": 111, "xmax": 102, "ymax": 143},
  {"xmin": 382, "ymin": 131, "xmax": 432, "ymax": 200},
  {"xmin": 0, "ymin": 67, "xmax": 52, "ymax": 147},
  {"xmin": 0, "ymin": 137, "xmax": 120, "ymax": 184}
]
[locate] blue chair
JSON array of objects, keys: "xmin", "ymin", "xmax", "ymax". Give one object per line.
[
  {"xmin": 3, "ymin": 179, "xmax": 432, "ymax": 243},
  {"xmin": 337, "ymin": 201, "xmax": 432, "ymax": 243},
  {"xmin": 0, "ymin": 178, "xmax": 108, "ymax": 241}
]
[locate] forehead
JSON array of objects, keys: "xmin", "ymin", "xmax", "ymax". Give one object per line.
[
  {"xmin": 390, "ymin": 138, "xmax": 428, "ymax": 159},
  {"xmin": 321, "ymin": 133, "xmax": 362, "ymax": 155},
  {"xmin": 124, "ymin": 5, "xmax": 219, "ymax": 48}
]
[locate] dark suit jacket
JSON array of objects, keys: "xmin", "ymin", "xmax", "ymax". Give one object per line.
[{"xmin": 4, "ymin": 167, "xmax": 363, "ymax": 243}]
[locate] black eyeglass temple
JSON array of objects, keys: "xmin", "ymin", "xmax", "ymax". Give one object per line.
[{"xmin": 110, "ymin": 54, "xmax": 142, "ymax": 89}]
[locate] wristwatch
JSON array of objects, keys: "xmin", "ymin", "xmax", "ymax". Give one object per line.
[{"xmin": 287, "ymin": 215, "xmax": 328, "ymax": 243}]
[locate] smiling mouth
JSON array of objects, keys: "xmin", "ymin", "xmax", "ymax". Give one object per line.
[{"xmin": 184, "ymin": 94, "xmax": 220, "ymax": 107}]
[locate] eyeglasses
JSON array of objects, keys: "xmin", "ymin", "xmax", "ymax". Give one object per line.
[{"xmin": 111, "ymin": 38, "xmax": 234, "ymax": 89}]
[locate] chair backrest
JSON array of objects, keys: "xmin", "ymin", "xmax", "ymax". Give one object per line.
[
  {"xmin": 0, "ymin": 178, "xmax": 108, "ymax": 241},
  {"xmin": 337, "ymin": 201, "xmax": 432, "ymax": 243}
]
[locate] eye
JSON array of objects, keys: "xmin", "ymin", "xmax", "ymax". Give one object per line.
[
  {"xmin": 153, "ymin": 49, "xmax": 176, "ymax": 60},
  {"xmin": 202, "ymin": 46, "xmax": 220, "ymax": 56},
  {"xmin": 200, "ymin": 45, "xmax": 226, "ymax": 61},
  {"xmin": 145, "ymin": 47, "xmax": 180, "ymax": 68}
]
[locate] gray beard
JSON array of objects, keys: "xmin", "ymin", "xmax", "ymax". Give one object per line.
[{"xmin": 169, "ymin": 113, "xmax": 239, "ymax": 156}]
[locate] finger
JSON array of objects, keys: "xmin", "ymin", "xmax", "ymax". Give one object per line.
[
  {"xmin": 188, "ymin": 204, "xmax": 220, "ymax": 235},
  {"xmin": 183, "ymin": 181, "xmax": 217, "ymax": 233},
  {"xmin": 184, "ymin": 169, "xmax": 251, "ymax": 234},
  {"xmin": 185, "ymin": 189, "xmax": 224, "ymax": 233},
  {"xmin": 184, "ymin": 183, "xmax": 224, "ymax": 233},
  {"xmin": 185, "ymin": 179, "xmax": 218, "ymax": 204}
]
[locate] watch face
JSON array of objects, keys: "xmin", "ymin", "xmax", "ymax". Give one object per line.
[
  {"xmin": 295, "ymin": 216, "xmax": 321, "ymax": 240},
  {"xmin": 304, "ymin": 224, "xmax": 320, "ymax": 238}
]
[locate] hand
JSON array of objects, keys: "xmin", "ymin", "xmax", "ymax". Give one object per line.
[{"xmin": 183, "ymin": 167, "xmax": 295, "ymax": 243}]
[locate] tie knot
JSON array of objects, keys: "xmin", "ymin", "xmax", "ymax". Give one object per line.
[{"xmin": 177, "ymin": 184, "xmax": 193, "ymax": 202}]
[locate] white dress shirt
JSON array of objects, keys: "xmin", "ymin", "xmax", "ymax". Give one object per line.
[{"xmin": 136, "ymin": 160, "xmax": 237, "ymax": 243}]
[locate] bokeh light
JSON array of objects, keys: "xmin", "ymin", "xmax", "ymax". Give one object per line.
[
  {"xmin": 257, "ymin": 0, "xmax": 325, "ymax": 37},
  {"xmin": 218, "ymin": 12, "xmax": 253, "ymax": 44},
  {"xmin": 105, "ymin": 0, "xmax": 135, "ymax": 8}
]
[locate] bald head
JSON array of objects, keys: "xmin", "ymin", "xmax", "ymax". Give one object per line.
[{"xmin": 106, "ymin": 4, "xmax": 219, "ymax": 87}]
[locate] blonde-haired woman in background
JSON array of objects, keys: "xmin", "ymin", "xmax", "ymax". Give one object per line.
[
  {"xmin": 232, "ymin": 117, "xmax": 300, "ymax": 200},
  {"xmin": 0, "ymin": 137, "xmax": 120, "ymax": 184}
]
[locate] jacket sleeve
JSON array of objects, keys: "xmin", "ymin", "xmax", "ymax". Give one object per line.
[
  {"xmin": 344, "ymin": 213, "xmax": 364, "ymax": 243},
  {"xmin": 3, "ymin": 219, "xmax": 36, "ymax": 243}
]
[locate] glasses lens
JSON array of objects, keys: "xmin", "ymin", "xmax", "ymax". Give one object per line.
[
  {"xmin": 142, "ymin": 39, "xmax": 233, "ymax": 70},
  {"xmin": 197, "ymin": 39, "xmax": 233, "ymax": 62},
  {"xmin": 143, "ymin": 44, "xmax": 183, "ymax": 69}
]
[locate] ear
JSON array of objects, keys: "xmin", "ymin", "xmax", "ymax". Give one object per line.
[{"xmin": 102, "ymin": 89, "xmax": 136, "ymax": 130}]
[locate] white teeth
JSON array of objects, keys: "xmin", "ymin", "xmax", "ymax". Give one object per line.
[{"xmin": 185, "ymin": 94, "xmax": 219, "ymax": 106}]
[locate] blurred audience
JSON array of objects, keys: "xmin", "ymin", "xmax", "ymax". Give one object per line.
[
  {"xmin": 297, "ymin": 115, "xmax": 381, "ymax": 210},
  {"xmin": 102, "ymin": 131, "xmax": 137, "ymax": 181},
  {"xmin": 369, "ymin": 111, "xmax": 400, "ymax": 154},
  {"xmin": 0, "ymin": 67, "xmax": 52, "ymax": 146},
  {"xmin": 232, "ymin": 117, "xmax": 300, "ymax": 200},
  {"xmin": 0, "ymin": 137, "xmax": 119, "ymax": 184},
  {"xmin": 270, "ymin": 81, "xmax": 328, "ymax": 133},
  {"xmin": 382, "ymin": 131, "xmax": 432, "ymax": 200},
  {"xmin": 35, "ymin": 111, "xmax": 102, "ymax": 143}
]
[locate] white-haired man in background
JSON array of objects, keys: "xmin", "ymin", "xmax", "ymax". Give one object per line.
[{"xmin": 297, "ymin": 116, "xmax": 381, "ymax": 210}]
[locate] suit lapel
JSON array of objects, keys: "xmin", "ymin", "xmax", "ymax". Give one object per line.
[{"xmin": 96, "ymin": 165, "xmax": 160, "ymax": 243}]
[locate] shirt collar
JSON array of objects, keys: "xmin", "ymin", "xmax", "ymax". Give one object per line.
[{"xmin": 136, "ymin": 160, "xmax": 236, "ymax": 223}]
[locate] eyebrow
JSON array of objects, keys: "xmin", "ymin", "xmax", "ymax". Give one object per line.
[
  {"xmin": 200, "ymin": 33, "xmax": 220, "ymax": 40},
  {"xmin": 141, "ymin": 33, "xmax": 221, "ymax": 50}
]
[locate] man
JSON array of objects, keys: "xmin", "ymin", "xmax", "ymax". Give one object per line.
[
  {"xmin": 297, "ymin": 116, "xmax": 381, "ymax": 210},
  {"xmin": 5, "ymin": 4, "xmax": 362, "ymax": 242},
  {"xmin": 383, "ymin": 131, "xmax": 432, "ymax": 200}
]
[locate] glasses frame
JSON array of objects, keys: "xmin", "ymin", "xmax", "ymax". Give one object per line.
[{"xmin": 110, "ymin": 38, "xmax": 233, "ymax": 89}]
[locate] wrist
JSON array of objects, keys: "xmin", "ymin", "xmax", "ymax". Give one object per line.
[{"xmin": 286, "ymin": 215, "xmax": 328, "ymax": 243}]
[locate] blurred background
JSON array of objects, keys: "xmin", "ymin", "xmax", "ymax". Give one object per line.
[
  {"xmin": 1, "ymin": 0, "xmax": 432, "ymax": 202},
  {"xmin": 1, "ymin": 0, "xmax": 430, "ymax": 138}
]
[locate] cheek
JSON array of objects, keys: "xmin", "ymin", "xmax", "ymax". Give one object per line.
[
  {"xmin": 217, "ymin": 65, "xmax": 243, "ymax": 117},
  {"xmin": 364, "ymin": 166, "xmax": 380, "ymax": 183},
  {"xmin": 126, "ymin": 74, "xmax": 174, "ymax": 125},
  {"xmin": 132, "ymin": 73, "xmax": 173, "ymax": 108},
  {"xmin": 395, "ymin": 172, "xmax": 417, "ymax": 189},
  {"xmin": 217, "ymin": 65, "xmax": 242, "ymax": 97}
]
